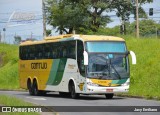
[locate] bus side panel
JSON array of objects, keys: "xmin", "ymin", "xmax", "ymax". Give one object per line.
[
  {"xmin": 45, "ymin": 58, "xmax": 86, "ymax": 93},
  {"xmin": 19, "ymin": 59, "xmax": 53, "ymax": 90},
  {"xmin": 19, "ymin": 58, "xmax": 86, "ymax": 93},
  {"xmin": 59, "ymin": 58, "xmax": 80, "ymax": 92}
]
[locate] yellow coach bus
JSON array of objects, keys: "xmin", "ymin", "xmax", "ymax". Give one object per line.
[{"xmin": 19, "ymin": 34, "xmax": 136, "ymax": 99}]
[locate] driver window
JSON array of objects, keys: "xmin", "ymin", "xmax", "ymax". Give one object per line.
[{"xmin": 77, "ymin": 40, "xmax": 85, "ymax": 76}]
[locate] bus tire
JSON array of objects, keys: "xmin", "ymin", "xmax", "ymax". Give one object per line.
[
  {"xmin": 32, "ymin": 80, "xmax": 40, "ymax": 96},
  {"xmin": 27, "ymin": 79, "xmax": 33, "ymax": 95},
  {"xmin": 105, "ymin": 94, "xmax": 114, "ymax": 99},
  {"xmin": 69, "ymin": 82, "xmax": 79, "ymax": 99}
]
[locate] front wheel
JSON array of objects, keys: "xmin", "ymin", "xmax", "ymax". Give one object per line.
[
  {"xmin": 105, "ymin": 94, "xmax": 114, "ymax": 99},
  {"xmin": 69, "ymin": 82, "xmax": 79, "ymax": 99}
]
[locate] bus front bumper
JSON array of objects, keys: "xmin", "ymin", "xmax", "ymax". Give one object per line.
[{"xmin": 84, "ymin": 85, "xmax": 129, "ymax": 94}]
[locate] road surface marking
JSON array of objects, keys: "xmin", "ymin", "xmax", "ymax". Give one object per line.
[{"xmin": 26, "ymin": 97, "xmax": 46, "ymax": 100}]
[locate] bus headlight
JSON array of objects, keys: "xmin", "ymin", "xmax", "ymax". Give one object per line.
[{"xmin": 87, "ymin": 82, "xmax": 99, "ymax": 87}]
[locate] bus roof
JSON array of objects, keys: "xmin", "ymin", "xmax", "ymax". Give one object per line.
[
  {"xmin": 20, "ymin": 34, "xmax": 125, "ymax": 46},
  {"xmin": 79, "ymin": 35, "xmax": 124, "ymax": 42}
]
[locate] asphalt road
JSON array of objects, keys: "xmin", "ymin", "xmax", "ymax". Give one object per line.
[{"xmin": 0, "ymin": 90, "xmax": 160, "ymax": 115}]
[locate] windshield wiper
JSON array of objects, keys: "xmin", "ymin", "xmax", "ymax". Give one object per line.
[
  {"xmin": 110, "ymin": 64, "xmax": 121, "ymax": 79},
  {"xmin": 106, "ymin": 59, "xmax": 121, "ymax": 79}
]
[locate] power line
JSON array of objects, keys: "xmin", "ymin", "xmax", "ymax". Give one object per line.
[{"xmin": 4, "ymin": 25, "xmax": 43, "ymax": 32}]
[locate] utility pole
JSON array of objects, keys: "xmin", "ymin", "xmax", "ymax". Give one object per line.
[
  {"xmin": 156, "ymin": 27, "xmax": 158, "ymax": 39},
  {"xmin": 136, "ymin": 0, "xmax": 139, "ymax": 38},
  {"xmin": 31, "ymin": 32, "xmax": 33, "ymax": 40},
  {"xmin": 42, "ymin": 0, "xmax": 46, "ymax": 38},
  {"xmin": 3, "ymin": 28, "xmax": 6, "ymax": 43}
]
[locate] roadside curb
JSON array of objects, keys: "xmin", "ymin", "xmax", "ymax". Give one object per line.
[
  {"xmin": 0, "ymin": 89, "xmax": 27, "ymax": 92},
  {"xmin": 116, "ymin": 94, "xmax": 160, "ymax": 101}
]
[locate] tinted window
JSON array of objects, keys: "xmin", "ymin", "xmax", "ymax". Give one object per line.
[
  {"xmin": 77, "ymin": 40, "xmax": 85, "ymax": 76},
  {"xmin": 19, "ymin": 40, "xmax": 76, "ymax": 60}
]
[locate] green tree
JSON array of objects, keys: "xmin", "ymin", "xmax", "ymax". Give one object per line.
[
  {"xmin": 46, "ymin": 29, "xmax": 52, "ymax": 36},
  {"xmin": 127, "ymin": 19, "xmax": 160, "ymax": 37},
  {"xmin": 14, "ymin": 35, "xmax": 21, "ymax": 45},
  {"xmin": 46, "ymin": 0, "xmax": 111, "ymax": 34},
  {"xmin": 111, "ymin": 0, "xmax": 132, "ymax": 35},
  {"xmin": 111, "ymin": 0, "xmax": 153, "ymax": 35},
  {"xmin": 46, "ymin": 0, "xmax": 90, "ymax": 34},
  {"xmin": 87, "ymin": 0, "xmax": 111, "ymax": 32},
  {"xmin": 46, "ymin": 0, "xmax": 153, "ymax": 35}
]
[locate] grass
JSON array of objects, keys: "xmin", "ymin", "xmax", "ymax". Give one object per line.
[
  {"xmin": 0, "ymin": 43, "xmax": 19, "ymax": 89},
  {"xmin": 124, "ymin": 36, "xmax": 160, "ymax": 99},
  {"xmin": 0, "ymin": 43, "xmax": 18, "ymax": 67},
  {"xmin": 0, "ymin": 37, "xmax": 160, "ymax": 99},
  {"xmin": 0, "ymin": 95, "xmax": 39, "ymax": 115}
]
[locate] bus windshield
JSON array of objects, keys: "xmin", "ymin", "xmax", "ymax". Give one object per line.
[
  {"xmin": 86, "ymin": 41, "xmax": 126, "ymax": 53},
  {"xmin": 87, "ymin": 53, "xmax": 129, "ymax": 80},
  {"xmin": 86, "ymin": 41, "xmax": 129, "ymax": 80}
]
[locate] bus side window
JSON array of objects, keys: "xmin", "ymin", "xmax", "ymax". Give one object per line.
[
  {"xmin": 59, "ymin": 47, "xmax": 63, "ymax": 58},
  {"xmin": 63, "ymin": 48, "xmax": 67, "ymax": 58},
  {"xmin": 67, "ymin": 41, "xmax": 76, "ymax": 59},
  {"xmin": 36, "ymin": 44, "xmax": 43, "ymax": 59},
  {"xmin": 44, "ymin": 43, "xmax": 51, "ymax": 59},
  {"xmin": 56, "ymin": 45, "xmax": 60, "ymax": 59},
  {"xmin": 21, "ymin": 46, "xmax": 28, "ymax": 60},
  {"xmin": 54, "ymin": 42, "xmax": 59, "ymax": 59},
  {"xmin": 52, "ymin": 44, "xmax": 57, "ymax": 59},
  {"xmin": 25, "ymin": 46, "xmax": 29, "ymax": 60},
  {"xmin": 20, "ymin": 46, "xmax": 24, "ymax": 60},
  {"xmin": 48, "ymin": 43, "xmax": 53, "ymax": 59},
  {"xmin": 28, "ymin": 46, "xmax": 34, "ymax": 60},
  {"xmin": 34, "ymin": 45, "xmax": 39, "ymax": 59},
  {"xmin": 52, "ymin": 50, "xmax": 56, "ymax": 58},
  {"xmin": 71, "ymin": 47, "xmax": 75, "ymax": 59}
]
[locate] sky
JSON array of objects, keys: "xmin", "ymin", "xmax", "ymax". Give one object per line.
[
  {"xmin": 0, "ymin": 0, "xmax": 160, "ymax": 44},
  {"xmin": 0, "ymin": 0, "xmax": 43, "ymax": 43}
]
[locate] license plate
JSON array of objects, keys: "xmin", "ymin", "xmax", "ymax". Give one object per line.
[{"xmin": 106, "ymin": 89, "xmax": 113, "ymax": 92}]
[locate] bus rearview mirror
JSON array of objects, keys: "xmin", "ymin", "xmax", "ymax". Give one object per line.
[
  {"xmin": 130, "ymin": 51, "xmax": 136, "ymax": 64},
  {"xmin": 83, "ymin": 51, "xmax": 88, "ymax": 65}
]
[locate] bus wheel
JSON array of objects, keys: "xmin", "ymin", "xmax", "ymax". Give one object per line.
[
  {"xmin": 105, "ymin": 94, "xmax": 114, "ymax": 99},
  {"xmin": 69, "ymin": 82, "xmax": 79, "ymax": 99},
  {"xmin": 27, "ymin": 79, "xmax": 33, "ymax": 95},
  {"xmin": 32, "ymin": 80, "xmax": 40, "ymax": 96}
]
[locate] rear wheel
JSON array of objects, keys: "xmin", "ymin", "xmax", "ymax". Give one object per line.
[
  {"xmin": 32, "ymin": 80, "xmax": 40, "ymax": 96},
  {"xmin": 69, "ymin": 82, "xmax": 79, "ymax": 99},
  {"xmin": 27, "ymin": 79, "xmax": 33, "ymax": 95},
  {"xmin": 105, "ymin": 94, "xmax": 114, "ymax": 99}
]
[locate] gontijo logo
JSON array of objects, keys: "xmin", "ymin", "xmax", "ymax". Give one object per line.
[{"xmin": 31, "ymin": 62, "xmax": 47, "ymax": 69}]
